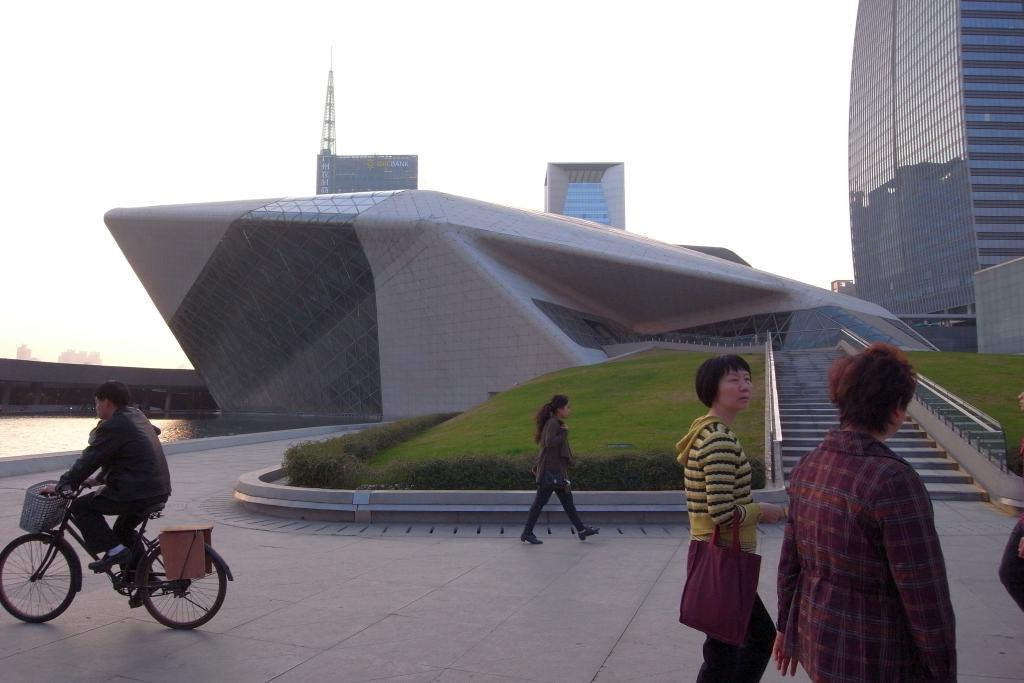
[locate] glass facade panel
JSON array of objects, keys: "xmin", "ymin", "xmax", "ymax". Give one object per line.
[
  {"xmin": 563, "ymin": 182, "xmax": 610, "ymax": 225},
  {"xmin": 533, "ymin": 301, "xmax": 929, "ymax": 351},
  {"xmin": 849, "ymin": 0, "xmax": 1024, "ymax": 314},
  {"xmin": 169, "ymin": 211, "xmax": 382, "ymax": 416}
]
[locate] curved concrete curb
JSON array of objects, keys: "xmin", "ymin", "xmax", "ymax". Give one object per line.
[
  {"xmin": 0, "ymin": 423, "xmax": 375, "ymax": 479},
  {"xmin": 233, "ymin": 465, "xmax": 790, "ymax": 524}
]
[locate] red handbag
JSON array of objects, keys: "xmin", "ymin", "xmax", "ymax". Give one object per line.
[{"xmin": 679, "ymin": 515, "xmax": 762, "ymax": 646}]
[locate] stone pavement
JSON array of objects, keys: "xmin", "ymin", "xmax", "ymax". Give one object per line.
[{"xmin": 0, "ymin": 437, "xmax": 1021, "ymax": 683}]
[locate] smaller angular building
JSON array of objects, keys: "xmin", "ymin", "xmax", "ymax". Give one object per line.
[
  {"xmin": 545, "ymin": 163, "xmax": 625, "ymax": 229},
  {"xmin": 106, "ymin": 190, "xmax": 929, "ymax": 418}
]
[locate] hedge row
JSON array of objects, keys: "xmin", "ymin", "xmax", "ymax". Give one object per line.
[
  {"xmin": 375, "ymin": 452, "xmax": 765, "ymax": 491},
  {"xmin": 284, "ymin": 417, "xmax": 767, "ymax": 491},
  {"xmin": 283, "ymin": 413, "xmax": 457, "ymax": 489}
]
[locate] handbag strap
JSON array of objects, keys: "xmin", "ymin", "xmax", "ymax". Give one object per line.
[{"xmin": 709, "ymin": 510, "xmax": 744, "ymax": 551}]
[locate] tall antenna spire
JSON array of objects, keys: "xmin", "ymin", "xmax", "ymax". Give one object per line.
[{"xmin": 320, "ymin": 49, "xmax": 336, "ymax": 155}]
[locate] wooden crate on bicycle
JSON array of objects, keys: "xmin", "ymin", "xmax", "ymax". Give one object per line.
[{"xmin": 158, "ymin": 525, "xmax": 213, "ymax": 580}]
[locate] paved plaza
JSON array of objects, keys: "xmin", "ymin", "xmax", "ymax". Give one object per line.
[{"xmin": 0, "ymin": 435, "xmax": 1021, "ymax": 683}]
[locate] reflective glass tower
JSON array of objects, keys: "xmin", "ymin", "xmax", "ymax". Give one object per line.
[
  {"xmin": 545, "ymin": 163, "xmax": 625, "ymax": 229},
  {"xmin": 849, "ymin": 0, "xmax": 1024, "ymax": 314}
]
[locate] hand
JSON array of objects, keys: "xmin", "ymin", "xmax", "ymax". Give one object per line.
[
  {"xmin": 774, "ymin": 632, "xmax": 798, "ymax": 676},
  {"xmin": 1018, "ymin": 536, "xmax": 1024, "ymax": 560},
  {"xmin": 82, "ymin": 478, "xmax": 100, "ymax": 488},
  {"xmin": 37, "ymin": 484, "xmax": 57, "ymax": 496},
  {"xmin": 759, "ymin": 502, "xmax": 786, "ymax": 524}
]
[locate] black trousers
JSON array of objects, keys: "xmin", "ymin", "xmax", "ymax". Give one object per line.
[
  {"xmin": 999, "ymin": 519, "xmax": 1024, "ymax": 612},
  {"xmin": 695, "ymin": 593, "xmax": 775, "ymax": 683},
  {"xmin": 69, "ymin": 492, "xmax": 168, "ymax": 556},
  {"xmin": 523, "ymin": 486, "xmax": 586, "ymax": 532}
]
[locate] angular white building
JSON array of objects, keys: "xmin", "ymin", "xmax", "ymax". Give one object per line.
[{"xmin": 106, "ymin": 190, "xmax": 929, "ymax": 417}]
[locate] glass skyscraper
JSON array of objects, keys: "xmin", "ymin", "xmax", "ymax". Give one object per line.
[
  {"xmin": 849, "ymin": 0, "xmax": 1024, "ymax": 314},
  {"xmin": 545, "ymin": 163, "xmax": 625, "ymax": 229}
]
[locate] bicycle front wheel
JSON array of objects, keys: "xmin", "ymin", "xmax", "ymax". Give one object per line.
[
  {"xmin": 0, "ymin": 533, "xmax": 79, "ymax": 623},
  {"xmin": 138, "ymin": 543, "xmax": 227, "ymax": 629}
]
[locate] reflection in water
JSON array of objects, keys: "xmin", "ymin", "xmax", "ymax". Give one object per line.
[{"xmin": 0, "ymin": 414, "xmax": 368, "ymax": 459}]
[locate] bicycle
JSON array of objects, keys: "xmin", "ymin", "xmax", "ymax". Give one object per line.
[{"xmin": 0, "ymin": 482, "xmax": 233, "ymax": 629}]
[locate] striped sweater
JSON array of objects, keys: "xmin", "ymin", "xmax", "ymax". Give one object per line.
[{"xmin": 677, "ymin": 418, "xmax": 760, "ymax": 552}]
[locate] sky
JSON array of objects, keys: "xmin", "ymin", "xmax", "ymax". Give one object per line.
[{"xmin": 1, "ymin": 0, "xmax": 860, "ymax": 369}]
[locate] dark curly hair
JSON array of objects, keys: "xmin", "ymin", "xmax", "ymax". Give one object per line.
[
  {"xmin": 829, "ymin": 343, "xmax": 916, "ymax": 434},
  {"xmin": 534, "ymin": 394, "xmax": 569, "ymax": 444}
]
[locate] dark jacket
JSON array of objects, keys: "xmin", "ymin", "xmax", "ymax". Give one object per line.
[
  {"xmin": 777, "ymin": 429, "xmax": 956, "ymax": 682},
  {"xmin": 533, "ymin": 417, "xmax": 575, "ymax": 483},
  {"xmin": 58, "ymin": 407, "xmax": 172, "ymax": 502}
]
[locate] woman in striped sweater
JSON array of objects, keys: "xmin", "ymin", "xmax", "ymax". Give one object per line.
[{"xmin": 676, "ymin": 354, "xmax": 786, "ymax": 683}]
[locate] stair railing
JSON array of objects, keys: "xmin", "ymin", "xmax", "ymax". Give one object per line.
[
  {"xmin": 914, "ymin": 376, "xmax": 1009, "ymax": 472},
  {"xmin": 764, "ymin": 340, "xmax": 783, "ymax": 486},
  {"xmin": 838, "ymin": 329, "xmax": 1009, "ymax": 471}
]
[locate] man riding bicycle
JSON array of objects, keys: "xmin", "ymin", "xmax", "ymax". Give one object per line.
[{"xmin": 40, "ymin": 381, "xmax": 171, "ymax": 572}]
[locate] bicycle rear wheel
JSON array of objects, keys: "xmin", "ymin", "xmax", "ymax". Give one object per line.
[
  {"xmin": 0, "ymin": 533, "xmax": 79, "ymax": 623},
  {"xmin": 138, "ymin": 543, "xmax": 227, "ymax": 629}
]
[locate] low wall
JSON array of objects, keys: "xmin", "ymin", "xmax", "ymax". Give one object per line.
[{"xmin": 233, "ymin": 465, "xmax": 790, "ymax": 524}]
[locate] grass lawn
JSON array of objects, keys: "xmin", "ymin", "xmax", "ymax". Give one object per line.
[
  {"xmin": 371, "ymin": 349, "xmax": 766, "ymax": 466},
  {"xmin": 907, "ymin": 351, "xmax": 1024, "ymax": 472}
]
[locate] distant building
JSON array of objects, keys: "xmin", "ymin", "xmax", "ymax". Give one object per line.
[
  {"xmin": 679, "ymin": 246, "xmax": 750, "ymax": 267},
  {"xmin": 314, "ymin": 67, "xmax": 416, "ymax": 194},
  {"xmin": 16, "ymin": 344, "xmax": 32, "ymax": 360},
  {"xmin": 975, "ymin": 256, "xmax": 1024, "ymax": 354},
  {"xmin": 831, "ymin": 280, "xmax": 856, "ymax": 296},
  {"xmin": 849, "ymin": 0, "xmax": 1024, "ymax": 315},
  {"xmin": 545, "ymin": 163, "xmax": 625, "ymax": 229},
  {"xmin": 57, "ymin": 350, "xmax": 102, "ymax": 365},
  {"xmin": 317, "ymin": 154, "xmax": 418, "ymax": 194}
]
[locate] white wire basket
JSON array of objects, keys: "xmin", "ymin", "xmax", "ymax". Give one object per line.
[{"xmin": 19, "ymin": 481, "xmax": 67, "ymax": 533}]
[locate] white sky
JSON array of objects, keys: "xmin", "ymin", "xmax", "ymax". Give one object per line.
[{"xmin": 1, "ymin": 0, "xmax": 860, "ymax": 369}]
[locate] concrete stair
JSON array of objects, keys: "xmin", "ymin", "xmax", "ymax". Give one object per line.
[{"xmin": 773, "ymin": 349, "xmax": 987, "ymax": 502}]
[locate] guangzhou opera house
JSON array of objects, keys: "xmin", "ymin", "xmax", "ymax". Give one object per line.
[{"xmin": 105, "ymin": 190, "xmax": 930, "ymax": 418}]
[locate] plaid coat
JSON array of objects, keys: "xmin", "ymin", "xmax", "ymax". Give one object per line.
[{"xmin": 777, "ymin": 430, "xmax": 957, "ymax": 682}]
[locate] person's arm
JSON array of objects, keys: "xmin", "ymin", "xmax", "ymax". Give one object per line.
[
  {"xmin": 877, "ymin": 467, "xmax": 957, "ymax": 681},
  {"xmin": 540, "ymin": 418, "xmax": 566, "ymax": 449},
  {"xmin": 57, "ymin": 420, "xmax": 122, "ymax": 491},
  {"xmin": 702, "ymin": 430, "xmax": 760, "ymax": 528}
]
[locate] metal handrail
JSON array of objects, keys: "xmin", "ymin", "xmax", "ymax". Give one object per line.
[
  {"xmin": 837, "ymin": 328, "xmax": 1008, "ymax": 471},
  {"xmin": 763, "ymin": 340, "xmax": 783, "ymax": 486},
  {"xmin": 915, "ymin": 375, "xmax": 1001, "ymax": 432}
]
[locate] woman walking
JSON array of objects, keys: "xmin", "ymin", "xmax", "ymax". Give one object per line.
[
  {"xmin": 774, "ymin": 343, "xmax": 956, "ymax": 682},
  {"xmin": 677, "ymin": 355, "xmax": 785, "ymax": 683},
  {"xmin": 520, "ymin": 394, "xmax": 599, "ymax": 544}
]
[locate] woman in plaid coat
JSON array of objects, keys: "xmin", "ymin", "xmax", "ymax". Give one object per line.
[{"xmin": 774, "ymin": 344, "xmax": 957, "ymax": 682}]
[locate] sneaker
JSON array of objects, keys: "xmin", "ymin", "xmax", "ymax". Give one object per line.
[
  {"xmin": 578, "ymin": 527, "xmax": 600, "ymax": 541},
  {"xmin": 520, "ymin": 532, "xmax": 543, "ymax": 545},
  {"xmin": 88, "ymin": 547, "xmax": 131, "ymax": 573}
]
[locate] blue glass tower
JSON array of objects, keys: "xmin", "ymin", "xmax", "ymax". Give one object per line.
[
  {"xmin": 849, "ymin": 0, "xmax": 1024, "ymax": 314},
  {"xmin": 545, "ymin": 163, "xmax": 625, "ymax": 229}
]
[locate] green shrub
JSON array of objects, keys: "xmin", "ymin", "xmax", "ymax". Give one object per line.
[
  {"xmin": 378, "ymin": 454, "xmax": 536, "ymax": 490},
  {"xmin": 283, "ymin": 450, "xmax": 366, "ymax": 489},
  {"xmin": 284, "ymin": 413, "xmax": 456, "ymax": 488},
  {"xmin": 369, "ymin": 451, "xmax": 767, "ymax": 491}
]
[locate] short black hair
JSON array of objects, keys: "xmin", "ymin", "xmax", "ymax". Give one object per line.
[
  {"xmin": 94, "ymin": 381, "xmax": 131, "ymax": 408},
  {"xmin": 695, "ymin": 355, "xmax": 752, "ymax": 407}
]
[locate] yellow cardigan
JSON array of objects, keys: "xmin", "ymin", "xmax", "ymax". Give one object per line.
[{"xmin": 676, "ymin": 416, "xmax": 760, "ymax": 552}]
